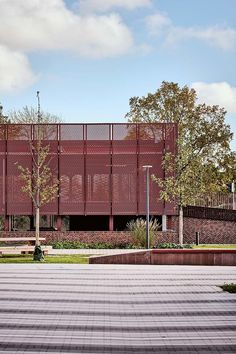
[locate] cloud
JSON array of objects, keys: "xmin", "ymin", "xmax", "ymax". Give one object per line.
[
  {"xmin": 0, "ymin": 0, "xmax": 134, "ymax": 57},
  {"xmin": 145, "ymin": 12, "xmax": 171, "ymax": 35},
  {"xmin": 146, "ymin": 12, "xmax": 236, "ymax": 50},
  {"xmin": 166, "ymin": 26, "xmax": 236, "ymax": 50},
  {"xmin": 0, "ymin": 0, "xmax": 135, "ymax": 93},
  {"xmin": 191, "ymin": 82, "xmax": 236, "ymax": 113},
  {"xmin": 0, "ymin": 45, "xmax": 37, "ymax": 93},
  {"xmin": 79, "ymin": 0, "xmax": 152, "ymax": 13}
]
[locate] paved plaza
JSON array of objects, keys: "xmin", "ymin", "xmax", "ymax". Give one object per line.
[{"xmin": 0, "ymin": 264, "xmax": 235, "ymax": 353}]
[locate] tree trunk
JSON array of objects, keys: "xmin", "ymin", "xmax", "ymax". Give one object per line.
[
  {"xmin": 34, "ymin": 207, "xmax": 44, "ymax": 261},
  {"xmin": 35, "ymin": 207, "xmax": 40, "ymax": 247},
  {"xmin": 179, "ymin": 205, "xmax": 184, "ymax": 246}
]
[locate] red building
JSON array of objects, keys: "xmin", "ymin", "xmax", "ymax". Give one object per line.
[{"xmin": 0, "ymin": 123, "xmax": 177, "ymax": 231}]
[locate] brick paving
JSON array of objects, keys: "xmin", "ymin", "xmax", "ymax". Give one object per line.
[{"xmin": 0, "ymin": 264, "xmax": 235, "ymax": 353}]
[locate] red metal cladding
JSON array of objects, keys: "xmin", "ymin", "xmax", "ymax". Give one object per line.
[
  {"xmin": 112, "ymin": 154, "xmax": 137, "ymax": 214},
  {"xmin": 0, "ymin": 125, "xmax": 6, "ymax": 216},
  {"xmin": 6, "ymin": 154, "xmax": 33, "ymax": 215},
  {"xmin": 0, "ymin": 152, "xmax": 5, "ymax": 215},
  {"xmin": 59, "ymin": 154, "xmax": 84, "ymax": 215},
  {"xmin": 0, "ymin": 123, "xmax": 177, "ymax": 216},
  {"xmin": 40, "ymin": 153, "xmax": 58, "ymax": 215}
]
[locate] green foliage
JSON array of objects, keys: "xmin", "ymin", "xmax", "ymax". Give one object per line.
[
  {"xmin": 126, "ymin": 81, "xmax": 235, "ymax": 207},
  {"xmin": 194, "ymin": 244, "xmax": 236, "ymax": 249},
  {"xmin": 220, "ymin": 283, "xmax": 236, "ymax": 293},
  {"xmin": 126, "ymin": 218, "xmax": 160, "ymax": 248},
  {"xmin": 51, "ymin": 241, "xmax": 136, "ymax": 249},
  {"xmin": 156, "ymin": 242, "xmax": 193, "ymax": 249}
]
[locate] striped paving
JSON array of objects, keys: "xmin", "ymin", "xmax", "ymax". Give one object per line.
[{"xmin": 0, "ymin": 264, "xmax": 235, "ymax": 353}]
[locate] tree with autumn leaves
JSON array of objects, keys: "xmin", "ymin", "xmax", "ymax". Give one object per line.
[
  {"xmin": 126, "ymin": 81, "xmax": 235, "ymax": 245},
  {"xmin": 12, "ymin": 104, "xmax": 61, "ymax": 261},
  {"xmin": 17, "ymin": 139, "xmax": 59, "ymax": 260}
]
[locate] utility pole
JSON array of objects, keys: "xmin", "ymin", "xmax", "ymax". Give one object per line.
[{"xmin": 143, "ymin": 165, "xmax": 152, "ymax": 249}]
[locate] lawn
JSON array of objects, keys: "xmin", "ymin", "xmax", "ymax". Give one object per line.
[
  {"xmin": 0, "ymin": 254, "xmax": 90, "ymax": 264},
  {"xmin": 193, "ymin": 244, "xmax": 236, "ymax": 249}
]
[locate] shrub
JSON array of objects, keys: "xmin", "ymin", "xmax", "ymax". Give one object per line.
[
  {"xmin": 126, "ymin": 218, "xmax": 160, "ymax": 248},
  {"xmin": 220, "ymin": 283, "xmax": 236, "ymax": 293},
  {"xmin": 156, "ymin": 242, "xmax": 193, "ymax": 249},
  {"xmin": 51, "ymin": 240, "xmax": 137, "ymax": 249}
]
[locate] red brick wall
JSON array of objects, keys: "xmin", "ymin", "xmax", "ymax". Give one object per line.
[
  {"xmin": 1, "ymin": 217, "xmax": 235, "ymax": 245},
  {"xmin": 0, "ymin": 230, "xmax": 178, "ymax": 246},
  {"xmin": 90, "ymin": 249, "xmax": 236, "ymax": 266},
  {"xmin": 171, "ymin": 216, "xmax": 236, "ymax": 244}
]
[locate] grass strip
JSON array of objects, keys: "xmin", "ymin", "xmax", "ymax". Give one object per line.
[
  {"xmin": 0, "ymin": 254, "xmax": 90, "ymax": 264},
  {"xmin": 193, "ymin": 244, "xmax": 236, "ymax": 249}
]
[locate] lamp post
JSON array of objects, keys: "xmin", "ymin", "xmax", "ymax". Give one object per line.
[
  {"xmin": 143, "ymin": 165, "xmax": 152, "ymax": 249},
  {"xmin": 232, "ymin": 181, "xmax": 235, "ymax": 210}
]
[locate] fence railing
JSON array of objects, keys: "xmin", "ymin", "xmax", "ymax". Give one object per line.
[
  {"xmin": 184, "ymin": 205, "xmax": 236, "ymax": 222},
  {"xmin": 191, "ymin": 192, "xmax": 235, "ymax": 210}
]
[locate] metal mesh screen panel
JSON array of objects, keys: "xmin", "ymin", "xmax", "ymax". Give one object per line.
[
  {"xmin": 7, "ymin": 154, "xmax": 32, "ymax": 215},
  {"xmin": 33, "ymin": 124, "xmax": 57, "ymax": 140},
  {"xmin": 87, "ymin": 124, "xmax": 110, "ymax": 140},
  {"xmin": 60, "ymin": 124, "xmax": 83, "ymax": 140},
  {"xmin": 0, "ymin": 127, "xmax": 5, "ymax": 215},
  {"xmin": 138, "ymin": 154, "xmax": 163, "ymax": 215},
  {"xmin": 59, "ymin": 155, "xmax": 84, "ymax": 215},
  {"xmin": 3, "ymin": 123, "xmax": 177, "ymax": 217},
  {"xmin": 7, "ymin": 125, "xmax": 32, "ymax": 140},
  {"xmin": 113, "ymin": 124, "xmax": 137, "ymax": 140},
  {"xmin": 138, "ymin": 124, "xmax": 164, "ymax": 154},
  {"xmin": 0, "ymin": 152, "xmax": 5, "ymax": 215},
  {"xmin": 112, "ymin": 154, "xmax": 137, "ymax": 214},
  {"xmin": 60, "ymin": 125, "xmax": 84, "ymax": 156},
  {"xmin": 41, "ymin": 153, "xmax": 58, "ymax": 215},
  {"xmin": 86, "ymin": 154, "xmax": 111, "ymax": 214}
]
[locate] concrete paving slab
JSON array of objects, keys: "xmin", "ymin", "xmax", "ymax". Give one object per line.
[{"xmin": 0, "ymin": 264, "xmax": 235, "ymax": 353}]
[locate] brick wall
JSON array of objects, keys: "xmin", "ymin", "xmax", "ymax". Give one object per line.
[
  {"xmin": 1, "ymin": 217, "xmax": 235, "ymax": 245},
  {"xmin": 0, "ymin": 230, "xmax": 178, "ymax": 246},
  {"xmin": 171, "ymin": 216, "xmax": 236, "ymax": 244}
]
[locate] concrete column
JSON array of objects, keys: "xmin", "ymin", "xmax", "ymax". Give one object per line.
[
  {"xmin": 109, "ymin": 215, "xmax": 114, "ymax": 231},
  {"xmin": 162, "ymin": 215, "xmax": 167, "ymax": 231}
]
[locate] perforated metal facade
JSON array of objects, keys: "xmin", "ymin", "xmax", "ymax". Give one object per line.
[{"xmin": 0, "ymin": 123, "xmax": 177, "ymax": 216}]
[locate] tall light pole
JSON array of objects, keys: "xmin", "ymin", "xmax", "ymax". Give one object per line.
[
  {"xmin": 143, "ymin": 165, "xmax": 152, "ymax": 249},
  {"xmin": 232, "ymin": 181, "xmax": 235, "ymax": 210}
]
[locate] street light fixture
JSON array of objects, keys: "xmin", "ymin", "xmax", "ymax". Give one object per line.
[{"xmin": 142, "ymin": 165, "xmax": 152, "ymax": 249}]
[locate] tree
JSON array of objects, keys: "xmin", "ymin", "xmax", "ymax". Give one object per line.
[
  {"xmin": 15, "ymin": 100, "xmax": 61, "ymax": 261},
  {"xmin": 17, "ymin": 129, "xmax": 59, "ymax": 261},
  {"xmin": 126, "ymin": 81, "xmax": 234, "ymax": 245},
  {"xmin": 0, "ymin": 104, "xmax": 10, "ymax": 124},
  {"xmin": 9, "ymin": 106, "xmax": 63, "ymax": 124}
]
